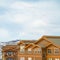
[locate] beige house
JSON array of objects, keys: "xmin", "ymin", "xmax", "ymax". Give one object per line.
[{"xmin": 2, "ymin": 35, "xmax": 60, "ymax": 60}]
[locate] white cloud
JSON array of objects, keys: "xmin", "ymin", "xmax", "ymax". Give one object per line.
[
  {"xmin": 10, "ymin": 2, "xmax": 33, "ymax": 9},
  {"xmin": 10, "ymin": 1, "xmax": 57, "ymax": 9},
  {"xmin": 0, "ymin": 0, "xmax": 60, "ymax": 41},
  {"xmin": 0, "ymin": 28, "xmax": 9, "ymax": 38},
  {"xmin": 19, "ymin": 32, "xmax": 27, "ymax": 36},
  {"xmin": 31, "ymin": 20, "xmax": 48, "ymax": 28},
  {"xmin": 10, "ymin": 14, "xmax": 31, "ymax": 23},
  {"xmin": 8, "ymin": 1, "xmax": 58, "ymax": 24},
  {"xmin": 1, "ymin": 1, "xmax": 58, "ymax": 24}
]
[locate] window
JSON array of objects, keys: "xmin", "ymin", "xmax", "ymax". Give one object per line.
[
  {"xmin": 28, "ymin": 57, "xmax": 32, "ymax": 60},
  {"xmin": 20, "ymin": 57, "xmax": 25, "ymax": 60},
  {"xmin": 7, "ymin": 58, "xmax": 14, "ymax": 60},
  {"xmin": 48, "ymin": 49, "xmax": 51, "ymax": 54},
  {"xmin": 34, "ymin": 49, "xmax": 37, "ymax": 53},
  {"xmin": 48, "ymin": 58, "xmax": 52, "ymax": 60},
  {"xmin": 20, "ymin": 49, "xmax": 25, "ymax": 53},
  {"xmin": 55, "ymin": 58, "xmax": 60, "ymax": 60},
  {"xmin": 37, "ymin": 48, "xmax": 41, "ymax": 53},
  {"xmin": 54, "ymin": 48, "xmax": 59, "ymax": 54},
  {"xmin": 7, "ymin": 51, "xmax": 13, "ymax": 56},
  {"xmin": 20, "ymin": 46, "xmax": 25, "ymax": 50},
  {"xmin": 20, "ymin": 46, "xmax": 25, "ymax": 53},
  {"xmin": 28, "ymin": 48, "xmax": 31, "ymax": 53},
  {"xmin": 34, "ymin": 48, "xmax": 41, "ymax": 54}
]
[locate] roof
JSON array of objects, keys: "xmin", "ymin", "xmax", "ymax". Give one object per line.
[
  {"xmin": 43, "ymin": 35, "xmax": 60, "ymax": 46},
  {"xmin": 2, "ymin": 45, "xmax": 18, "ymax": 51},
  {"xmin": 32, "ymin": 45, "xmax": 41, "ymax": 49},
  {"xmin": 18, "ymin": 40, "xmax": 36, "ymax": 45},
  {"xmin": 46, "ymin": 43, "xmax": 60, "ymax": 49},
  {"xmin": 25, "ymin": 43, "xmax": 35, "ymax": 49},
  {"xmin": 34, "ymin": 35, "xmax": 60, "ymax": 47}
]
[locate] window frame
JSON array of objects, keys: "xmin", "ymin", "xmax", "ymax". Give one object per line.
[
  {"xmin": 20, "ymin": 45, "xmax": 25, "ymax": 53},
  {"xmin": 20, "ymin": 57, "xmax": 25, "ymax": 60},
  {"xmin": 7, "ymin": 51, "xmax": 14, "ymax": 56},
  {"xmin": 28, "ymin": 48, "xmax": 32, "ymax": 53},
  {"xmin": 55, "ymin": 58, "xmax": 60, "ymax": 60},
  {"xmin": 34, "ymin": 48, "xmax": 41, "ymax": 54},
  {"xmin": 7, "ymin": 58, "xmax": 14, "ymax": 60},
  {"xmin": 54, "ymin": 48, "xmax": 59, "ymax": 54},
  {"xmin": 47, "ymin": 49, "xmax": 52, "ymax": 54},
  {"xmin": 28, "ymin": 57, "xmax": 32, "ymax": 60},
  {"xmin": 48, "ymin": 58, "xmax": 52, "ymax": 60}
]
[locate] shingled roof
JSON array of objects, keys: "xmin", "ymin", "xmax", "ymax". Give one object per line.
[
  {"xmin": 21, "ymin": 40, "xmax": 36, "ymax": 44},
  {"xmin": 18, "ymin": 40, "xmax": 36, "ymax": 45},
  {"xmin": 44, "ymin": 35, "xmax": 60, "ymax": 46}
]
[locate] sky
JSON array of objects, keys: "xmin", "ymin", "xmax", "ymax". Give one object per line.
[{"xmin": 0, "ymin": 0, "xmax": 60, "ymax": 42}]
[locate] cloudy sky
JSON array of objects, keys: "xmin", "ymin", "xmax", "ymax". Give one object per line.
[{"xmin": 0, "ymin": 0, "xmax": 60, "ymax": 42}]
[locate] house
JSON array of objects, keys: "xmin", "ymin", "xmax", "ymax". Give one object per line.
[{"xmin": 2, "ymin": 35, "xmax": 60, "ymax": 60}]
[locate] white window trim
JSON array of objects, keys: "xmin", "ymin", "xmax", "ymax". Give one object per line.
[
  {"xmin": 28, "ymin": 57, "xmax": 32, "ymax": 60},
  {"xmin": 20, "ymin": 45, "xmax": 25, "ymax": 53},
  {"xmin": 55, "ymin": 58, "xmax": 60, "ymax": 60},
  {"xmin": 48, "ymin": 58, "xmax": 52, "ymax": 60},
  {"xmin": 20, "ymin": 57, "xmax": 25, "ymax": 60}
]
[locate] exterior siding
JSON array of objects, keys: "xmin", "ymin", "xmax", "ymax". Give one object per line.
[
  {"xmin": 2, "ymin": 36, "xmax": 60, "ymax": 60},
  {"xmin": 46, "ymin": 44, "xmax": 60, "ymax": 60}
]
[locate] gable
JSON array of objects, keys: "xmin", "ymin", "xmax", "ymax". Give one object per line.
[
  {"xmin": 39, "ymin": 41, "xmax": 51, "ymax": 48},
  {"xmin": 44, "ymin": 36, "xmax": 60, "ymax": 46},
  {"xmin": 46, "ymin": 44, "xmax": 59, "ymax": 49},
  {"xmin": 25, "ymin": 44, "xmax": 34, "ymax": 49},
  {"xmin": 18, "ymin": 40, "xmax": 36, "ymax": 45},
  {"xmin": 18, "ymin": 41, "xmax": 24, "ymax": 45},
  {"xmin": 2, "ymin": 45, "xmax": 17, "ymax": 52},
  {"xmin": 35, "ymin": 37, "xmax": 51, "ymax": 48},
  {"xmin": 35, "ymin": 35, "xmax": 60, "ymax": 48},
  {"xmin": 32, "ymin": 45, "xmax": 41, "ymax": 49}
]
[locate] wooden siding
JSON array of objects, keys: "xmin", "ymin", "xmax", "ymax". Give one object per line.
[{"xmin": 2, "ymin": 36, "xmax": 60, "ymax": 60}]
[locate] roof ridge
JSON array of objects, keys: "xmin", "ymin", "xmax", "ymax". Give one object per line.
[{"xmin": 43, "ymin": 35, "xmax": 60, "ymax": 38}]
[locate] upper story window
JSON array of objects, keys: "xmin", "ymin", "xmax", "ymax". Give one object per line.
[
  {"xmin": 28, "ymin": 48, "xmax": 32, "ymax": 53},
  {"xmin": 20, "ymin": 45, "xmax": 25, "ymax": 53},
  {"xmin": 37, "ymin": 48, "xmax": 41, "ymax": 53},
  {"xmin": 54, "ymin": 48, "xmax": 59, "ymax": 54},
  {"xmin": 20, "ymin": 45, "xmax": 25, "ymax": 49},
  {"xmin": 34, "ymin": 48, "xmax": 41, "ymax": 54},
  {"xmin": 7, "ymin": 51, "xmax": 13, "ymax": 56},
  {"xmin": 34, "ymin": 49, "xmax": 37, "ymax": 53},
  {"xmin": 47, "ymin": 49, "xmax": 51, "ymax": 54}
]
